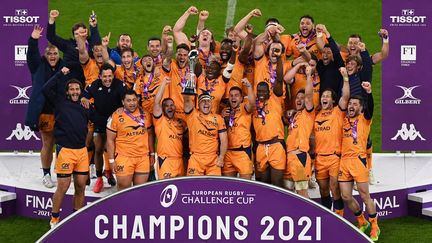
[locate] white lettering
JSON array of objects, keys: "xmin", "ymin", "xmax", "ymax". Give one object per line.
[
  {"xmin": 279, "ymin": 216, "xmax": 294, "ymax": 241},
  {"xmin": 216, "ymin": 216, "xmax": 230, "ymax": 240},
  {"xmin": 170, "ymin": 215, "xmax": 184, "ymax": 239},
  {"xmin": 198, "ymin": 215, "xmax": 212, "ymax": 240},
  {"xmin": 95, "ymin": 215, "xmax": 109, "ymax": 239},
  {"xmin": 234, "ymin": 216, "xmax": 248, "ymax": 240},
  {"xmin": 149, "ymin": 215, "xmax": 165, "ymax": 239},
  {"xmin": 113, "ymin": 215, "xmax": 127, "ymax": 239},
  {"xmin": 131, "ymin": 215, "xmax": 145, "ymax": 239}
]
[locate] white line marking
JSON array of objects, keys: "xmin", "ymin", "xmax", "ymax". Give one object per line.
[{"xmin": 224, "ymin": 0, "xmax": 237, "ymax": 34}]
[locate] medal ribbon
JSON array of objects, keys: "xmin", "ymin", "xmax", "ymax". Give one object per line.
[
  {"xmin": 124, "ymin": 108, "xmax": 145, "ymax": 127},
  {"xmin": 141, "ymin": 72, "xmax": 154, "ymax": 98},
  {"xmin": 256, "ymin": 99, "xmax": 266, "ymax": 125}
]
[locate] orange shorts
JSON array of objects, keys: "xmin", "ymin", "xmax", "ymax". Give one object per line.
[
  {"xmin": 55, "ymin": 145, "xmax": 89, "ymax": 175},
  {"xmin": 223, "ymin": 148, "xmax": 253, "ymax": 175},
  {"xmin": 187, "ymin": 153, "xmax": 220, "ymax": 176},
  {"xmin": 38, "ymin": 113, "xmax": 55, "ymax": 132},
  {"xmin": 286, "ymin": 152, "xmax": 312, "ymax": 181},
  {"xmin": 255, "ymin": 142, "xmax": 286, "ymax": 172},
  {"xmin": 338, "ymin": 155, "xmax": 369, "ymax": 183},
  {"xmin": 157, "ymin": 156, "xmax": 185, "ymax": 179},
  {"xmin": 315, "ymin": 154, "xmax": 340, "ymax": 180},
  {"xmin": 114, "ymin": 155, "xmax": 150, "ymax": 177}
]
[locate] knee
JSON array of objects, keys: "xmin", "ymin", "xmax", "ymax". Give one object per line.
[{"xmin": 340, "ymin": 192, "xmax": 352, "ymax": 202}]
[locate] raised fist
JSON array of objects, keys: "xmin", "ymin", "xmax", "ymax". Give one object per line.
[
  {"xmin": 162, "ymin": 25, "xmax": 172, "ymax": 35},
  {"xmin": 305, "ymin": 65, "xmax": 312, "ymax": 76},
  {"xmin": 242, "ymin": 78, "xmax": 251, "ymax": 88},
  {"xmin": 199, "ymin": 10, "xmax": 209, "ymax": 21},
  {"xmin": 61, "ymin": 67, "xmax": 70, "ymax": 75},
  {"xmin": 89, "ymin": 10, "xmax": 97, "ymax": 27},
  {"xmin": 339, "ymin": 67, "xmax": 348, "ymax": 78},
  {"xmin": 50, "ymin": 10, "xmax": 59, "ymax": 19},
  {"xmin": 188, "ymin": 6, "xmax": 199, "ymax": 15},
  {"xmin": 250, "ymin": 9, "xmax": 262, "ymax": 17},
  {"xmin": 357, "ymin": 42, "xmax": 366, "ymax": 51},
  {"xmin": 297, "ymin": 43, "xmax": 306, "ymax": 53},
  {"xmin": 379, "ymin": 28, "xmax": 389, "ymax": 39},
  {"xmin": 361, "ymin": 81, "xmax": 372, "ymax": 93}
]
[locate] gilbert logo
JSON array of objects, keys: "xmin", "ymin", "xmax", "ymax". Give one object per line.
[
  {"xmin": 391, "ymin": 123, "xmax": 426, "ymax": 141},
  {"xmin": 160, "ymin": 184, "xmax": 178, "ymax": 208},
  {"xmin": 394, "ymin": 85, "xmax": 421, "ymax": 105},
  {"xmin": 3, "ymin": 9, "xmax": 40, "ymax": 27},
  {"xmin": 6, "ymin": 123, "xmax": 40, "ymax": 141},
  {"xmin": 9, "ymin": 85, "xmax": 31, "ymax": 105},
  {"xmin": 390, "ymin": 9, "xmax": 427, "ymax": 27}
]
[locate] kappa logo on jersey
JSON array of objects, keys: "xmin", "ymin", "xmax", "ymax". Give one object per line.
[
  {"xmin": 6, "ymin": 123, "xmax": 40, "ymax": 141},
  {"xmin": 15, "ymin": 45, "xmax": 28, "ymax": 67},
  {"xmin": 389, "ymin": 9, "xmax": 427, "ymax": 27},
  {"xmin": 315, "ymin": 119, "xmax": 329, "ymax": 126},
  {"xmin": 400, "ymin": 45, "xmax": 416, "ymax": 66},
  {"xmin": 9, "ymin": 85, "xmax": 31, "ymax": 105},
  {"xmin": 160, "ymin": 184, "xmax": 178, "ymax": 208},
  {"xmin": 395, "ymin": 85, "xmax": 421, "ymax": 105},
  {"xmin": 3, "ymin": 9, "xmax": 40, "ymax": 27},
  {"xmin": 391, "ymin": 123, "xmax": 426, "ymax": 141}
]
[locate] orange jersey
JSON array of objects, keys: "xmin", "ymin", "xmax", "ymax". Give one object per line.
[
  {"xmin": 253, "ymin": 95, "xmax": 284, "ymax": 142},
  {"xmin": 280, "ymin": 34, "xmax": 293, "ymax": 57},
  {"xmin": 197, "ymin": 47, "xmax": 218, "ymax": 69},
  {"xmin": 254, "ymin": 55, "xmax": 290, "ymax": 100},
  {"xmin": 227, "ymin": 54, "xmax": 255, "ymax": 96},
  {"xmin": 134, "ymin": 72, "xmax": 168, "ymax": 114},
  {"xmin": 115, "ymin": 64, "xmax": 141, "ymax": 89},
  {"xmin": 153, "ymin": 115, "xmax": 185, "ymax": 158},
  {"xmin": 286, "ymin": 108, "xmax": 315, "ymax": 152},
  {"xmin": 197, "ymin": 75, "xmax": 227, "ymax": 114},
  {"xmin": 226, "ymin": 102, "xmax": 252, "ymax": 149},
  {"xmin": 342, "ymin": 114, "xmax": 371, "ymax": 158},
  {"xmin": 186, "ymin": 109, "xmax": 226, "ymax": 154},
  {"xmin": 314, "ymin": 106, "xmax": 346, "ymax": 155},
  {"xmin": 289, "ymin": 72, "xmax": 320, "ymax": 109},
  {"xmin": 82, "ymin": 58, "xmax": 101, "ymax": 87},
  {"xmin": 287, "ymin": 33, "xmax": 327, "ymax": 59},
  {"xmin": 107, "ymin": 108, "xmax": 153, "ymax": 157}
]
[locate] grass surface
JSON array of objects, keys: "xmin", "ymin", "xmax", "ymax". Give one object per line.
[
  {"xmin": 1, "ymin": 215, "xmax": 431, "ymax": 242},
  {"xmin": 48, "ymin": 0, "xmax": 383, "ymax": 151}
]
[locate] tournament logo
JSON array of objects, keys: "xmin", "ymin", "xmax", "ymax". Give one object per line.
[
  {"xmin": 400, "ymin": 45, "xmax": 416, "ymax": 67},
  {"xmin": 6, "ymin": 123, "xmax": 40, "ymax": 141},
  {"xmin": 394, "ymin": 85, "xmax": 421, "ymax": 105},
  {"xmin": 160, "ymin": 184, "xmax": 178, "ymax": 208},
  {"xmin": 389, "ymin": 9, "xmax": 427, "ymax": 27},
  {"xmin": 9, "ymin": 85, "xmax": 31, "ymax": 105},
  {"xmin": 15, "ymin": 45, "xmax": 28, "ymax": 67},
  {"xmin": 391, "ymin": 123, "xmax": 426, "ymax": 141},
  {"xmin": 3, "ymin": 9, "xmax": 40, "ymax": 27}
]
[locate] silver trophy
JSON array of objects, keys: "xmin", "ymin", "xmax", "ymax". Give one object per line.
[{"xmin": 181, "ymin": 49, "xmax": 199, "ymax": 95}]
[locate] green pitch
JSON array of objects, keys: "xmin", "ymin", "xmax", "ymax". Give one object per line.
[{"xmin": 47, "ymin": 0, "xmax": 383, "ymax": 151}]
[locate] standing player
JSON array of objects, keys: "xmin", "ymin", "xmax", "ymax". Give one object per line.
[
  {"xmin": 222, "ymin": 79, "xmax": 256, "ymax": 179},
  {"xmin": 25, "ymin": 25, "xmax": 64, "ymax": 188},
  {"xmin": 43, "ymin": 67, "xmax": 93, "ymax": 228},
  {"xmin": 106, "ymin": 90, "xmax": 155, "ymax": 190},
  {"xmin": 109, "ymin": 34, "xmax": 140, "ymax": 65},
  {"xmin": 339, "ymin": 82, "xmax": 379, "ymax": 241},
  {"xmin": 313, "ymin": 67, "xmax": 350, "ymax": 215},
  {"xmin": 115, "ymin": 47, "xmax": 140, "ymax": 89},
  {"xmin": 147, "ymin": 37, "xmax": 163, "ymax": 67},
  {"xmin": 285, "ymin": 65, "xmax": 315, "ymax": 198},
  {"xmin": 287, "ymin": 15, "xmax": 326, "ymax": 59},
  {"xmin": 183, "ymin": 92, "xmax": 228, "ymax": 176},
  {"xmin": 153, "ymin": 77, "xmax": 187, "ymax": 179}
]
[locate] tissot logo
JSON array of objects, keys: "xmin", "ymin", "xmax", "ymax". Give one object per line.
[
  {"xmin": 394, "ymin": 85, "xmax": 421, "ymax": 105},
  {"xmin": 391, "ymin": 123, "xmax": 426, "ymax": 141},
  {"xmin": 9, "ymin": 85, "xmax": 31, "ymax": 104},
  {"xmin": 160, "ymin": 184, "xmax": 178, "ymax": 208},
  {"xmin": 389, "ymin": 9, "xmax": 427, "ymax": 27},
  {"xmin": 3, "ymin": 9, "xmax": 40, "ymax": 27}
]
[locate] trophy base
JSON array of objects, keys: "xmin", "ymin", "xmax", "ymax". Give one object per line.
[{"xmin": 181, "ymin": 89, "xmax": 197, "ymax": 96}]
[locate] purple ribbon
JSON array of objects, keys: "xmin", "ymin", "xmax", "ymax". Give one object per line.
[
  {"xmin": 269, "ymin": 61, "xmax": 276, "ymax": 88},
  {"xmin": 256, "ymin": 99, "xmax": 266, "ymax": 125},
  {"xmin": 141, "ymin": 72, "xmax": 154, "ymax": 98},
  {"xmin": 198, "ymin": 48, "xmax": 211, "ymax": 65},
  {"xmin": 205, "ymin": 77, "xmax": 216, "ymax": 94},
  {"xmin": 297, "ymin": 30, "xmax": 316, "ymax": 46},
  {"xmin": 350, "ymin": 118, "xmax": 359, "ymax": 145},
  {"xmin": 124, "ymin": 108, "xmax": 145, "ymax": 127}
]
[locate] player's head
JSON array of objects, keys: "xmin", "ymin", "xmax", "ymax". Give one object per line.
[
  {"xmin": 198, "ymin": 92, "xmax": 212, "ymax": 115},
  {"xmin": 220, "ymin": 39, "xmax": 233, "ymax": 62},
  {"xmin": 120, "ymin": 47, "xmax": 135, "ymax": 69},
  {"xmin": 322, "ymin": 44, "xmax": 333, "ymax": 65},
  {"xmin": 205, "ymin": 60, "xmax": 221, "ymax": 80},
  {"xmin": 346, "ymin": 55, "xmax": 362, "ymax": 76},
  {"xmin": 162, "ymin": 98, "xmax": 176, "ymax": 119},
  {"xmin": 267, "ymin": 41, "xmax": 285, "ymax": 63},
  {"xmin": 92, "ymin": 42, "xmax": 105, "ymax": 64},
  {"xmin": 140, "ymin": 54, "xmax": 154, "ymax": 73},
  {"xmin": 225, "ymin": 27, "xmax": 237, "ymax": 42},
  {"xmin": 147, "ymin": 37, "xmax": 161, "ymax": 58},
  {"xmin": 229, "ymin": 86, "xmax": 243, "ymax": 109},
  {"xmin": 347, "ymin": 34, "xmax": 362, "ymax": 55},
  {"xmin": 72, "ymin": 23, "xmax": 88, "ymax": 40},
  {"xmin": 122, "ymin": 89, "xmax": 139, "ymax": 113},
  {"xmin": 257, "ymin": 82, "xmax": 270, "ymax": 102},
  {"xmin": 348, "ymin": 95, "xmax": 364, "ymax": 118},
  {"xmin": 295, "ymin": 89, "xmax": 306, "ymax": 111},
  {"xmin": 198, "ymin": 28, "xmax": 215, "ymax": 51},
  {"xmin": 117, "ymin": 34, "xmax": 133, "ymax": 50},
  {"xmin": 44, "ymin": 44, "xmax": 60, "ymax": 67},
  {"xmin": 265, "ymin": 18, "xmax": 279, "ymax": 28},
  {"xmin": 299, "ymin": 15, "xmax": 315, "ymax": 37},
  {"xmin": 99, "ymin": 63, "xmax": 115, "ymax": 88},
  {"xmin": 308, "ymin": 54, "xmax": 318, "ymax": 71},
  {"xmin": 65, "ymin": 79, "xmax": 82, "ymax": 102},
  {"xmin": 176, "ymin": 44, "xmax": 190, "ymax": 68},
  {"xmin": 320, "ymin": 88, "xmax": 337, "ymax": 110}
]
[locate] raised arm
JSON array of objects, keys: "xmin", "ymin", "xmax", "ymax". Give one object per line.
[
  {"xmin": 101, "ymin": 32, "xmax": 111, "ymax": 62},
  {"xmin": 153, "ymin": 76, "xmax": 171, "ymax": 117},
  {"xmin": 27, "ymin": 25, "xmax": 44, "ymax": 74},
  {"xmin": 196, "ymin": 10, "xmax": 209, "ymax": 35},
  {"xmin": 173, "ymin": 6, "xmax": 198, "ymax": 46},
  {"xmin": 238, "ymin": 33, "xmax": 253, "ymax": 64},
  {"xmin": 222, "ymin": 45, "xmax": 238, "ymax": 82},
  {"xmin": 242, "ymin": 78, "xmax": 256, "ymax": 112},
  {"xmin": 361, "ymin": 82, "xmax": 374, "ymax": 120},
  {"xmin": 253, "ymin": 31, "xmax": 269, "ymax": 59},
  {"xmin": 273, "ymin": 55, "xmax": 284, "ymax": 97},
  {"xmin": 42, "ymin": 67, "xmax": 70, "ymax": 104},
  {"xmin": 338, "ymin": 67, "xmax": 350, "ymax": 110},
  {"xmin": 88, "ymin": 10, "xmax": 102, "ymax": 49},
  {"xmin": 358, "ymin": 42, "xmax": 373, "ymax": 82},
  {"xmin": 77, "ymin": 35, "xmax": 89, "ymax": 64},
  {"xmin": 304, "ymin": 65, "xmax": 314, "ymax": 111},
  {"xmin": 161, "ymin": 25, "xmax": 172, "ymax": 55},
  {"xmin": 372, "ymin": 29, "xmax": 389, "ymax": 64},
  {"xmin": 47, "ymin": 10, "xmax": 68, "ymax": 51},
  {"xmin": 284, "ymin": 62, "xmax": 307, "ymax": 84},
  {"xmin": 233, "ymin": 9, "xmax": 262, "ymax": 40}
]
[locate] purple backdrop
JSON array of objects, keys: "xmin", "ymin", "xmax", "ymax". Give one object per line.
[
  {"xmin": 382, "ymin": 0, "xmax": 432, "ymax": 150},
  {"xmin": 0, "ymin": 0, "xmax": 47, "ymax": 150},
  {"xmin": 39, "ymin": 177, "xmax": 371, "ymax": 242}
]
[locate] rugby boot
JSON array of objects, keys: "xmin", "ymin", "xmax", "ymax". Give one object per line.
[
  {"xmin": 93, "ymin": 177, "xmax": 103, "ymax": 193},
  {"xmin": 104, "ymin": 170, "xmax": 116, "ymax": 186}
]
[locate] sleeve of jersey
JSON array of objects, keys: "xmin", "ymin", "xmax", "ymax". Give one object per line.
[
  {"xmin": 217, "ymin": 115, "xmax": 227, "ymax": 133},
  {"xmin": 106, "ymin": 114, "xmax": 117, "ymax": 133}
]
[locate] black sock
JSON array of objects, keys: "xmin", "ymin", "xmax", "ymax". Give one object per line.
[
  {"xmin": 321, "ymin": 196, "xmax": 332, "ymax": 209},
  {"xmin": 369, "ymin": 213, "xmax": 377, "ymax": 219},
  {"xmin": 51, "ymin": 212, "xmax": 60, "ymax": 218},
  {"xmin": 96, "ymin": 169, "xmax": 103, "ymax": 178},
  {"xmin": 354, "ymin": 210, "xmax": 363, "ymax": 217},
  {"xmin": 333, "ymin": 198, "xmax": 344, "ymax": 210},
  {"xmin": 73, "ymin": 209, "xmax": 78, "ymax": 212},
  {"xmin": 43, "ymin": 168, "xmax": 51, "ymax": 176}
]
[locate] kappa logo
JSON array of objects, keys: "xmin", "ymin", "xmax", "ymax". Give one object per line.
[
  {"xmin": 6, "ymin": 123, "xmax": 40, "ymax": 141},
  {"xmin": 160, "ymin": 184, "xmax": 178, "ymax": 208},
  {"xmin": 315, "ymin": 119, "xmax": 329, "ymax": 126},
  {"xmin": 390, "ymin": 9, "xmax": 427, "ymax": 27},
  {"xmin": 3, "ymin": 9, "xmax": 40, "ymax": 27},
  {"xmin": 9, "ymin": 85, "xmax": 31, "ymax": 104},
  {"xmin": 395, "ymin": 85, "xmax": 421, "ymax": 105},
  {"xmin": 391, "ymin": 123, "xmax": 426, "ymax": 141}
]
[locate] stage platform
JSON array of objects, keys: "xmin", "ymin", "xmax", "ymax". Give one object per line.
[{"xmin": 0, "ymin": 152, "xmax": 432, "ymax": 220}]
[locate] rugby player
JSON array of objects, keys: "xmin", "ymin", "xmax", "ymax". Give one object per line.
[
  {"xmin": 114, "ymin": 47, "xmax": 140, "ymax": 89},
  {"xmin": 109, "ymin": 33, "xmax": 140, "ymax": 65}
]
